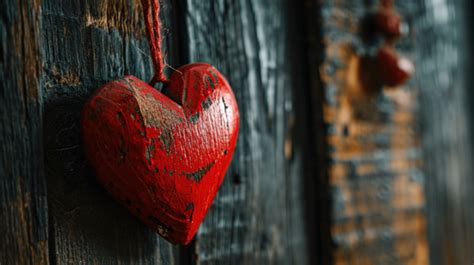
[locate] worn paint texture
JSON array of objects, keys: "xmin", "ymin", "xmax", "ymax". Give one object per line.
[{"xmin": 81, "ymin": 63, "xmax": 239, "ymax": 245}]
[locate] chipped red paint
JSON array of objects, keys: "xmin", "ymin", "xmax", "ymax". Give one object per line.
[
  {"xmin": 376, "ymin": 46, "xmax": 414, "ymax": 87},
  {"xmin": 81, "ymin": 63, "xmax": 239, "ymax": 245}
]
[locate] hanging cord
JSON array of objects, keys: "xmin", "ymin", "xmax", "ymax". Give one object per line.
[{"xmin": 141, "ymin": 0, "xmax": 168, "ymax": 86}]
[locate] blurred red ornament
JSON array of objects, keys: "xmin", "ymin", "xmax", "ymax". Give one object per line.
[
  {"xmin": 381, "ymin": 0, "xmax": 394, "ymax": 8},
  {"xmin": 375, "ymin": 8, "xmax": 403, "ymax": 39},
  {"xmin": 376, "ymin": 46, "xmax": 414, "ymax": 87}
]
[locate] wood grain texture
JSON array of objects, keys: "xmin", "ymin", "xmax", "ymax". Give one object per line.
[
  {"xmin": 416, "ymin": 0, "xmax": 474, "ymax": 264},
  {"xmin": 42, "ymin": 0, "xmax": 189, "ymax": 264},
  {"xmin": 307, "ymin": 1, "xmax": 429, "ymax": 264},
  {"xmin": 182, "ymin": 0, "xmax": 310, "ymax": 264},
  {"xmin": 0, "ymin": 0, "xmax": 49, "ymax": 264}
]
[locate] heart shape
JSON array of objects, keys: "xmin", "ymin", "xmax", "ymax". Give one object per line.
[{"xmin": 81, "ymin": 63, "xmax": 239, "ymax": 244}]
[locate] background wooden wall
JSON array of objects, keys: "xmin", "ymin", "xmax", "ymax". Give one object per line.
[
  {"xmin": 303, "ymin": 0, "xmax": 474, "ymax": 264},
  {"xmin": 306, "ymin": 1, "xmax": 429, "ymax": 264}
]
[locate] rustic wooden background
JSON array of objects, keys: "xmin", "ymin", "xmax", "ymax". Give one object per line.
[
  {"xmin": 304, "ymin": 0, "xmax": 473, "ymax": 264},
  {"xmin": 1, "ymin": 0, "xmax": 472, "ymax": 264},
  {"xmin": 307, "ymin": 1, "xmax": 429, "ymax": 264}
]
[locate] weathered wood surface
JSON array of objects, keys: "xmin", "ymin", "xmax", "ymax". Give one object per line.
[
  {"xmin": 416, "ymin": 0, "xmax": 474, "ymax": 264},
  {"xmin": 307, "ymin": 1, "xmax": 429, "ymax": 264},
  {"xmin": 0, "ymin": 1, "xmax": 49, "ymax": 264},
  {"xmin": 182, "ymin": 0, "xmax": 310, "ymax": 264}
]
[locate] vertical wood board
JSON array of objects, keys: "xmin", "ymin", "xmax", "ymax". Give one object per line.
[
  {"xmin": 0, "ymin": 0, "xmax": 49, "ymax": 264},
  {"xmin": 182, "ymin": 0, "xmax": 310, "ymax": 264},
  {"xmin": 307, "ymin": 1, "xmax": 429, "ymax": 264}
]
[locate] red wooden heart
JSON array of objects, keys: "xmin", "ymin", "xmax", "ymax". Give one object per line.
[{"xmin": 81, "ymin": 63, "xmax": 239, "ymax": 245}]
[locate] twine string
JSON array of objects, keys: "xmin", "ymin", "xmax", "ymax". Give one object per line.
[{"xmin": 141, "ymin": 0, "xmax": 168, "ymax": 86}]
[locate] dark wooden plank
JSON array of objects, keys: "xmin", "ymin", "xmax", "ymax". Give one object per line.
[
  {"xmin": 416, "ymin": 0, "xmax": 474, "ymax": 264},
  {"xmin": 0, "ymin": 0, "xmax": 49, "ymax": 264},
  {"xmin": 181, "ymin": 0, "xmax": 310, "ymax": 264},
  {"xmin": 41, "ymin": 0, "xmax": 189, "ymax": 264},
  {"xmin": 303, "ymin": 1, "xmax": 332, "ymax": 264},
  {"xmin": 306, "ymin": 1, "xmax": 429, "ymax": 264}
]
